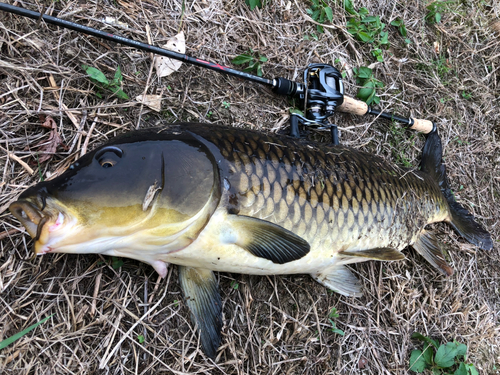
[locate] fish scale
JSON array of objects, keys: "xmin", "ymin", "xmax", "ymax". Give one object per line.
[{"xmin": 202, "ymin": 127, "xmax": 444, "ymax": 254}]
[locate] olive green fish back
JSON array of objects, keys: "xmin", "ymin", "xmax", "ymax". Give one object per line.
[{"xmin": 192, "ymin": 125, "xmax": 449, "ymax": 253}]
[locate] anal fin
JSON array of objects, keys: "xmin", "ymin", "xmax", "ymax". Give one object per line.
[
  {"xmin": 178, "ymin": 266, "xmax": 222, "ymax": 359},
  {"xmin": 412, "ymin": 230, "xmax": 454, "ymax": 276},
  {"xmin": 339, "ymin": 247, "xmax": 405, "ymax": 261},
  {"xmin": 222, "ymin": 214, "xmax": 310, "ymax": 264},
  {"xmin": 312, "ymin": 265, "xmax": 362, "ymax": 297}
]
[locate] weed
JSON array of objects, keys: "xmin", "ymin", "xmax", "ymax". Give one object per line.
[
  {"xmin": 328, "ymin": 307, "xmax": 344, "ymax": 336},
  {"xmin": 245, "ymin": 0, "xmax": 264, "ymax": 10},
  {"xmin": 0, "ymin": 314, "xmax": 54, "ymax": 350},
  {"xmin": 307, "ymin": 0, "xmax": 333, "ymax": 34},
  {"xmin": 391, "ymin": 17, "xmax": 411, "ymax": 44},
  {"xmin": 425, "ymin": 1, "xmax": 452, "ymax": 24},
  {"xmin": 409, "ymin": 333, "xmax": 478, "ymax": 374},
  {"xmin": 461, "ymin": 91, "xmax": 472, "ymax": 100},
  {"xmin": 344, "ymin": 1, "xmax": 389, "ymax": 62},
  {"xmin": 222, "ymin": 101, "xmax": 231, "ymax": 109},
  {"xmin": 353, "ymin": 66, "xmax": 384, "ymax": 105},
  {"xmin": 231, "ymin": 49, "xmax": 268, "ymax": 77},
  {"xmin": 137, "ymin": 335, "xmax": 145, "ymax": 344},
  {"xmin": 111, "ymin": 257, "xmax": 124, "ymax": 270},
  {"xmin": 82, "ymin": 65, "xmax": 128, "ymax": 99},
  {"xmin": 230, "ymin": 280, "xmax": 239, "ymax": 290}
]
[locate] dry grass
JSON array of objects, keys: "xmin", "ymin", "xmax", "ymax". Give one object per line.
[{"xmin": 1, "ymin": 0, "xmax": 499, "ymax": 374}]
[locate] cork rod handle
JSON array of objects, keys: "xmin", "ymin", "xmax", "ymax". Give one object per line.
[
  {"xmin": 409, "ymin": 118, "xmax": 434, "ymax": 134},
  {"xmin": 337, "ymin": 96, "xmax": 435, "ymax": 134},
  {"xmin": 337, "ymin": 96, "xmax": 369, "ymax": 116}
]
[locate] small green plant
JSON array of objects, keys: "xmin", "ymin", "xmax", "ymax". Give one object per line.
[
  {"xmin": 344, "ymin": 1, "xmax": 388, "ymax": 62},
  {"xmin": 222, "ymin": 101, "xmax": 231, "ymax": 109},
  {"xmin": 111, "ymin": 256, "xmax": 124, "ymax": 270},
  {"xmin": 231, "ymin": 49, "xmax": 268, "ymax": 77},
  {"xmin": 230, "ymin": 280, "xmax": 239, "ymax": 290},
  {"xmin": 82, "ymin": 65, "xmax": 129, "ymax": 99},
  {"xmin": 306, "ymin": 0, "xmax": 333, "ymax": 34},
  {"xmin": 245, "ymin": 0, "xmax": 264, "ymax": 10},
  {"xmin": 0, "ymin": 314, "xmax": 54, "ymax": 350},
  {"xmin": 461, "ymin": 91, "xmax": 472, "ymax": 100},
  {"xmin": 328, "ymin": 307, "xmax": 344, "ymax": 336},
  {"xmin": 353, "ymin": 66, "xmax": 384, "ymax": 105},
  {"xmin": 425, "ymin": 1, "xmax": 453, "ymax": 24},
  {"xmin": 137, "ymin": 335, "xmax": 145, "ymax": 344},
  {"xmin": 409, "ymin": 333, "xmax": 478, "ymax": 374},
  {"xmin": 390, "ymin": 17, "xmax": 411, "ymax": 44}
]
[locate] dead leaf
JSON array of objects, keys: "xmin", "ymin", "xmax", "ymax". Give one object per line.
[
  {"xmin": 358, "ymin": 357, "xmax": 368, "ymax": 369},
  {"xmin": 154, "ymin": 31, "xmax": 185, "ymax": 77},
  {"xmin": 33, "ymin": 116, "xmax": 69, "ymax": 163},
  {"xmin": 136, "ymin": 94, "xmax": 162, "ymax": 112}
]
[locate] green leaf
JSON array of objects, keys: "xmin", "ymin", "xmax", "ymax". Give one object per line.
[
  {"xmin": 411, "ymin": 333, "xmax": 440, "ymax": 349},
  {"xmin": 311, "ymin": 9, "xmax": 321, "ymax": 21},
  {"xmin": 435, "ymin": 13, "xmax": 441, "ymax": 23},
  {"xmin": 256, "ymin": 64, "xmax": 263, "ymax": 77},
  {"xmin": 112, "ymin": 89, "xmax": 129, "ymax": 100},
  {"xmin": 114, "ymin": 66, "xmax": 123, "ymax": 84},
  {"xmin": 357, "ymin": 87, "xmax": 375, "ymax": 101},
  {"xmin": 467, "ymin": 364, "xmax": 479, "ymax": 375},
  {"xmin": 137, "ymin": 335, "xmax": 145, "ymax": 344},
  {"xmin": 245, "ymin": 0, "xmax": 262, "ymax": 10},
  {"xmin": 344, "ymin": 0, "xmax": 357, "ymax": 15},
  {"xmin": 380, "ymin": 31, "xmax": 389, "ymax": 45},
  {"xmin": 409, "ymin": 350, "xmax": 429, "ymax": 372},
  {"xmin": 357, "ymin": 31, "xmax": 373, "ymax": 42},
  {"xmin": 435, "ymin": 343, "xmax": 459, "ymax": 368},
  {"xmin": 454, "ymin": 363, "xmax": 468, "ymax": 375},
  {"xmin": 324, "ymin": 7, "xmax": 333, "ymax": 22},
  {"xmin": 361, "ymin": 16, "xmax": 379, "ymax": 23},
  {"xmin": 456, "ymin": 343, "xmax": 467, "ymax": 357},
  {"xmin": 232, "ymin": 54, "xmax": 254, "ymax": 65},
  {"xmin": 356, "ymin": 66, "xmax": 373, "ymax": 79},
  {"xmin": 422, "ymin": 343, "xmax": 434, "ymax": 365},
  {"xmin": 112, "ymin": 256, "xmax": 124, "ymax": 269},
  {"xmin": 289, "ymin": 108, "xmax": 304, "ymax": 116},
  {"xmin": 259, "ymin": 55, "xmax": 268, "ymax": 62},
  {"xmin": 82, "ymin": 65, "xmax": 109, "ymax": 85},
  {"xmin": 0, "ymin": 314, "xmax": 54, "ymax": 350}
]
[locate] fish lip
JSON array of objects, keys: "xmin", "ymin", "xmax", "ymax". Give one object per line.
[
  {"xmin": 9, "ymin": 200, "xmax": 45, "ymax": 238},
  {"xmin": 9, "ymin": 199, "xmax": 60, "ymax": 253}
]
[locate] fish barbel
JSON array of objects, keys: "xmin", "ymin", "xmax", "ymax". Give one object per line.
[{"xmin": 10, "ymin": 123, "xmax": 492, "ymax": 358}]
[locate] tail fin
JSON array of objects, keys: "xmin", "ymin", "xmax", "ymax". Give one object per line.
[{"xmin": 420, "ymin": 131, "xmax": 493, "ymax": 250}]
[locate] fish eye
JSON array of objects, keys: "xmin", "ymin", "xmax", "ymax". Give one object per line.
[{"xmin": 95, "ymin": 146, "xmax": 123, "ymax": 169}]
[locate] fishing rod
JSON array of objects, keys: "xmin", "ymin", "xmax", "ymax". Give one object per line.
[{"xmin": 0, "ymin": 2, "xmax": 436, "ymax": 144}]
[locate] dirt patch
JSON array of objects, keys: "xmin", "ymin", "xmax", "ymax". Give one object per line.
[{"xmin": 1, "ymin": 0, "xmax": 499, "ymax": 374}]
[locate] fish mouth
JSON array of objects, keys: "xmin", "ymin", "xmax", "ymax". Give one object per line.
[{"xmin": 9, "ymin": 200, "xmax": 65, "ymax": 255}]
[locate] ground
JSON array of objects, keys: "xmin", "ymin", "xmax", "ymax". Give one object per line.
[{"xmin": 0, "ymin": 0, "xmax": 499, "ymax": 374}]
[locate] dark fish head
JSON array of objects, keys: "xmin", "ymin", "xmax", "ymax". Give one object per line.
[{"xmin": 10, "ymin": 129, "xmax": 220, "ymax": 257}]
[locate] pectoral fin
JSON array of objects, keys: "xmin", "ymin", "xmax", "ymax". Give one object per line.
[
  {"xmin": 222, "ymin": 215, "xmax": 310, "ymax": 264},
  {"xmin": 339, "ymin": 247, "xmax": 405, "ymax": 261},
  {"xmin": 312, "ymin": 265, "xmax": 362, "ymax": 297},
  {"xmin": 178, "ymin": 266, "xmax": 222, "ymax": 359},
  {"xmin": 412, "ymin": 230, "xmax": 453, "ymax": 276}
]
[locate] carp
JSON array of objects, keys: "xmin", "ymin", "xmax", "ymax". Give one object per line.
[{"xmin": 9, "ymin": 123, "xmax": 492, "ymax": 358}]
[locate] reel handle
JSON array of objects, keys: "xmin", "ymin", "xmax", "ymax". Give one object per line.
[{"xmin": 338, "ymin": 96, "xmax": 435, "ymax": 134}]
